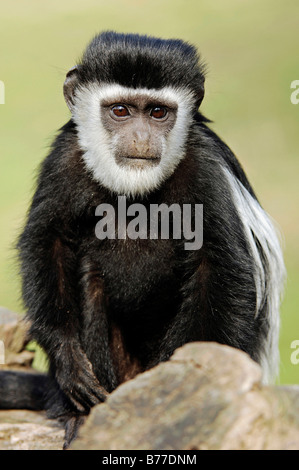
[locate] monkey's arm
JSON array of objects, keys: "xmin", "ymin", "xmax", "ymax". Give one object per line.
[
  {"xmin": 154, "ymin": 249, "xmax": 258, "ymax": 366},
  {"xmin": 18, "ymin": 158, "xmax": 107, "ymax": 413},
  {"xmin": 153, "ymin": 165, "xmax": 260, "ymax": 366}
]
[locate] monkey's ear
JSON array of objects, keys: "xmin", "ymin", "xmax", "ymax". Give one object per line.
[
  {"xmin": 196, "ymin": 83, "xmax": 205, "ymax": 108},
  {"xmin": 63, "ymin": 66, "xmax": 80, "ymax": 111}
]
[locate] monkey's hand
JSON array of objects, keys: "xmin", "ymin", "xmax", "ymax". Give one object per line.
[{"xmin": 55, "ymin": 345, "xmax": 108, "ymax": 413}]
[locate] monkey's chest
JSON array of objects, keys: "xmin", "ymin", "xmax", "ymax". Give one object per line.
[{"xmin": 96, "ymin": 237, "xmax": 182, "ymax": 318}]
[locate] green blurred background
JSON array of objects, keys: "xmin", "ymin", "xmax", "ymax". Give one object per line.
[{"xmin": 0, "ymin": 0, "xmax": 298, "ymax": 383}]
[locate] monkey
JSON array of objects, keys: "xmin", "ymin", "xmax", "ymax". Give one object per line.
[{"xmin": 0, "ymin": 31, "xmax": 285, "ymax": 449}]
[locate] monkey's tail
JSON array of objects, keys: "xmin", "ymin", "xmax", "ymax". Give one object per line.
[{"xmin": 0, "ymin": 370, "xmax": 48, "ymax": 410}]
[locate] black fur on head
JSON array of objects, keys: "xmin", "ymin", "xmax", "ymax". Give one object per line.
[{"xmin": 74, "ymin": 31, "xmax": 206, "ymax": 107}]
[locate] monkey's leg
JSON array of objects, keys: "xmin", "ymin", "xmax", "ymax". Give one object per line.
[
  {"xmin": 79, "ymin": 258, "xmax": 118, "ymax": 393},
  {"xmin": 59, "ymin": 261, "xmax": 119, "ymax": 449},
  {"xmin": 63, "ymin": 415, "xmax": 86, "ymax": 450}
]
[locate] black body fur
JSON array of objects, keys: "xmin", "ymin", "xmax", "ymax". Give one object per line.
[{"xmin": 0, "ymin": 32, "xmax": 282, "ymax": 448}]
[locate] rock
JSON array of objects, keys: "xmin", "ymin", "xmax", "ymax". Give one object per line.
[
  {"xmin": 72, "ymin": 342, "xmax": 299, "ymax": 450},
  {"xmin": 1, "ymin": 339, "xmax": 299, "ymax": 450},
  {"xmin": 0, "ymin": 410, "xmax": 64, "ymax": 450},
  {"xmin": 0, "ymin": 307, "xmax": 33, "ymax": 369}
]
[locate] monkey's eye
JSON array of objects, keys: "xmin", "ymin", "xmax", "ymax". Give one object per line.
[
  {"xmin": 111, "ymin": 105, "xmax": 130, "ymax": 118},
  {"xmin": 150, "ymin": 107, "xmax": 168, "ymax": 120}
]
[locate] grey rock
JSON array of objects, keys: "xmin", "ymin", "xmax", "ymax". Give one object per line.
[
  {"xmin": 72, "ymin": 342, "xmax": 299, "ymax": 450},
  {"xmin": 0, "ymin": 307, "xmax": 33, "ymax": 368},
  {"xmin": 0, "ymin": 410, "xmax": 64, "ymax": 450},
  {"xmin": 1, "ymin": 340, "xmax": 299, "ymax": 450}
]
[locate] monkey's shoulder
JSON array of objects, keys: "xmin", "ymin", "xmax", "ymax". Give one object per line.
[
  {"xmin": 32, "ymin": 121, "xmax": 102, "ymax": 216},
  {"xmin": 193, "ymin": 119, "xmax": 256, "ymax": 198}
]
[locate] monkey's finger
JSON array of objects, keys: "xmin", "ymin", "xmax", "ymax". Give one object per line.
[
  {"xmin": 67, "ymin": 375, "xmax": 106, "ymax": 410},
  {"xmin": 77, "ymin": 369, "xmax": 108, "ymax": 401},
  {"xmin": 66, "ymin": 387, "xmax": 95, "ymax": 412}
]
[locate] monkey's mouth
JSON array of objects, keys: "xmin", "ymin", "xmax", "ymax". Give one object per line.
[{"xmin": 116, "ymin": 155, "xmax": 161, "ymax": 168}]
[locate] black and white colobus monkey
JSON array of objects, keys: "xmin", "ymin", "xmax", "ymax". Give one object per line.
[{"xmin": 0, "ymin": 31, "xmax": 285, "ymax": 447}]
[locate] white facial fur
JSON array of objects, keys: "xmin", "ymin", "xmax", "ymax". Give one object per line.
[{"xmin": 71, "ymin": 83, "xmax": 195, "ymax": 196}]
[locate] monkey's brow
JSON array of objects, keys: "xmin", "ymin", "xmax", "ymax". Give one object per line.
[{"xmin": 100, "ymin": 95, "xmax": 178, "ymax": 110}]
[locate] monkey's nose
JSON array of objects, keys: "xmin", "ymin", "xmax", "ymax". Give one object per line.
[
  {"xmin": 133, "ymin": 132, "xmax": 150, "ymax": 154},
  {"xmin": 134, "ymin": 129, "xmax": 150, "ymax": 141}
]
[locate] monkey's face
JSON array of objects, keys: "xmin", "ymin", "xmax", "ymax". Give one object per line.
[
  {"xmin": 67, "ymin": 82, "xmax": 195, "ymax": 196},
  {"xmin": 100, "ymin": 93, "xmax": 178, "ymax": 171}
]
